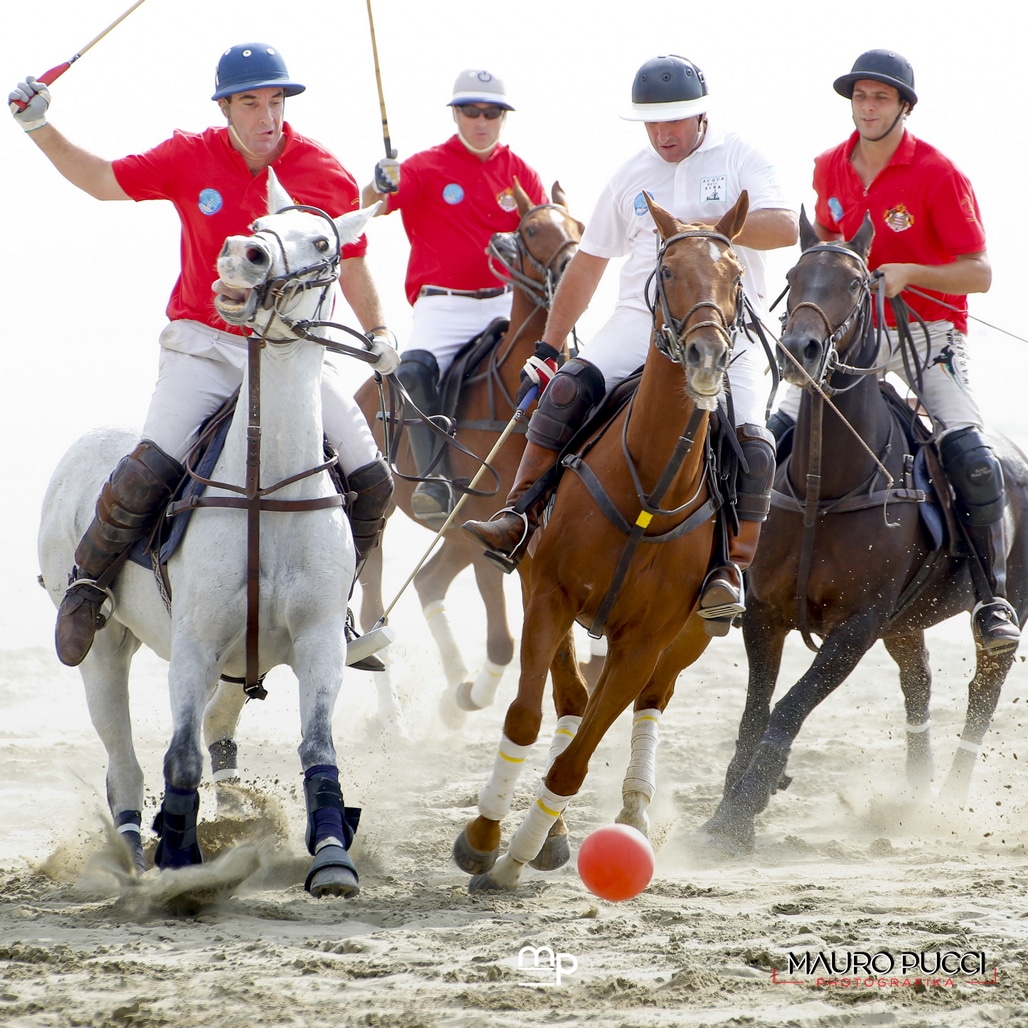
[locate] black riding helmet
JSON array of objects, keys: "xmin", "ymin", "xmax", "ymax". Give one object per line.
[
  {"xmin": 622, "ymin": 54, "xmax": 709, "ymax": 122},
  {"xmin": 833, "ymin": 49, "xmax": 917, "ymax": 109}
]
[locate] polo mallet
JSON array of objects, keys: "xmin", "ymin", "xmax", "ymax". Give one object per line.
[
  {"xmin": 374, "ymin": 386, "xmax": 539, "ymax": 626},
  {"xmin": 365, "ymin": 0, "xmax": 396, "ymax": 159},
  {"xmin": 10, "ymin": 0, "xmax": 149, "ymax": 112}
]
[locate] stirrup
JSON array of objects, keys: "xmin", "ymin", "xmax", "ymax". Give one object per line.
[
  {"xmin": 466, "ymin": 507, "xmax": 529, "ymax": 575},
  {"xmin": 344, "ymin": 609, "xmax": 395, "ymax": 671},
  {"xmin": 697, "ymin": 563, "xmax": 745, "ymax": 637},
  {"xmin": 65, "ymin": 576, "xmax": 116, "ymax": 628},
  {"xmin": 972, "ymin": 599, "xmax": 1020, "ymax": 655}
]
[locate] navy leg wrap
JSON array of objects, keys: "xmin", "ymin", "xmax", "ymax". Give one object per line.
[
  {"xmin": 152, "ymin": 784, "xmax": 203, "ymax": 869},
  {"xmin": 303, "ymin": 765, "xmax": 360, "ymax": 855}
]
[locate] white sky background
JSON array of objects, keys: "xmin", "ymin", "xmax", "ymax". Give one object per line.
[{"xmin": 0, "ymin": 0, "xmax": 1024, "ymax": 650}]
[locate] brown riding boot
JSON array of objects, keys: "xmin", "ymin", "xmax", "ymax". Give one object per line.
[
  {"xmin": 697, "ymin": 518, "xmax": 762, "ymax": 637},
  {"xmin": 56, "ymin": 441, "xmax": 183, "ymax": 667},
  {"xmin": 462, "ymin": 440, "xmax": 558, "ymax": 572}
]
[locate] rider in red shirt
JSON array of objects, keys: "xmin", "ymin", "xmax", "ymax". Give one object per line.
[
  {"xmin": 362, "ymin": 69, "xmax": 547, "ymax": 524},
  {"xmin": 773, "ymin": 49, "xmax": 1017, "ymax": 654},
  {"xmin": 11, "ymin": 44, "xmax": 398, "ymax": 668}
]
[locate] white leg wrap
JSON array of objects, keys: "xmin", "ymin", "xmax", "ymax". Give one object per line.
[
  {"xmin": 590, "ymin": 635, "xmax": 608, "ymax": 659},
  {"xmin": 478, "ymin": 735, "xmax": 534, "ymax": 821},
  {"xmin": 545, "ymin": 715, "xmax": 582, "ymax": 771},
  {"xmin": 623, "ymin": 709, "xmax": 661, "ymax": 801},
  {"xmin": 469, "ymin": 659, "xmax": 506, "ymax": 709},
  {"xmin": 507, "ymin": 784, "xmax": 573, "ymax": 865},
  {"xmin": 905, "ymin": 719, "xmax": 932, "ymax": 734},
  {"xmin": 423, "ymin": 599, "xmax": 468, "ymax": 687},
  {"xmin": 956, "ymin": 738, "xmax": 982, "ymax": 755}
]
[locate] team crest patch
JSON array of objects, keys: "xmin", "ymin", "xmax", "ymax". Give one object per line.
[
  {"xmin": 443, "ymin": 183, "xmax": 465, "ymax": 205},
  {"xmin": 828, "ymin": 197, "xmax": 844, "ymax": 223},
  {"xmin": 883, "ymin": 204, "xmax": 914, "ymax": 233},
  {"xmin": 700, "ymin": 175, "xmax": 727, "ymax": 202},
  {"xmin": 497, "ymin": 188, "xmax": 516, "ymax": 212},
  {"xmin": 633, "ymin": 191, "xmax": 654, "ymax": 216},
  {"xmin": 198, "ymin": 188, "xmax": 223, "ymax": 215}
]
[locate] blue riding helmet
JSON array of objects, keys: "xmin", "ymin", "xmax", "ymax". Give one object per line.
[{"xmin": 212, "ymin": 43, "xmax": 306, "ymax": 101}]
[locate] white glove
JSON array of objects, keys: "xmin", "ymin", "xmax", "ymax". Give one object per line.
[
  {"xmin": 9, "ymin": 76, "xmax": 50, "ymax": 132},
  {"xmin": 367, "ymin": 331, "xmax": 400, "ymax": 375},
  {"xmin": 373, "ymin": 157, "xmax": 400, "ymax": 194}
]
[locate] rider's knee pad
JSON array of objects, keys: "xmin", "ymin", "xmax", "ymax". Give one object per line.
[
  {"xmin": 526, "ymin": 358, "xmax": 606, "ymax": 452},
  {"xmin": 735, "ymin": 423, "xmax": 776, "ymax": 522},
  {"xmin": 939, "ymin": 426, "xmax": 1005, "ymax": 526},
  {"xmin": 394, "ymin": 349, "xmax": 439, "ymax": 396}
]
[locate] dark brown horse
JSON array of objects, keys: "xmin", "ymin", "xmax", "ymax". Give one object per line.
[
  {"xmin": 452, "ymin": 193, "xmax": 749, "ymax": 892},
  {"xmin": 704, "ymin": 211, "xmax": 1028, "ymax": 853},
  {"xmin": 354, "ymin": 182, "xmax": 583, "ymax": 724}
]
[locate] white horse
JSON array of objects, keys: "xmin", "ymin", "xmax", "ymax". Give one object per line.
[{"xmin": 38, "ymin": 171, "xmax": 391, "ymax": 898}]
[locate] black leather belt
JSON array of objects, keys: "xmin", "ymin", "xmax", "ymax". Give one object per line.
[{"xmin": 418, "ymin": 285, "xmax": 511, "ymax": 299}]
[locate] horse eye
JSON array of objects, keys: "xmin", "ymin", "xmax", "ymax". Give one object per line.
[
  {"xmin": 314, "ymin": 238, "xmax": 330, "ymax": 253},
  {"xmin": 661, "ymin": 266, "xmax": 672, "ymax": 280}
]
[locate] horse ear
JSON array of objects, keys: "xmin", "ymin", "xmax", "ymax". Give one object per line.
[
  {"xmin": 799, "ymin": 206, "xmax": 820, "ymax": 251},
  {"xmin": 644, "ymin": 193, "xmax": 680, "ymax": 240},
  {"xmin": 714, "ymin": 189, "xmax": 748, "ymax": 241},
  {"xmin": 852, "ymin": 212, "xmax": 875, "ymax": 261},
  {"xmin": 266, "ymin": 168, "xmax": 293, "ymax": 214},
  {"xmin": 334, "ymin": 202, "xmax": 382, "ymax": 246},
  {"xmin": 512, "ymin": 176, "xmax": 532, "ymax": 216},
  {"xmin": 551, "ymin": 180, "xmax": 567, "ymax": 209}
]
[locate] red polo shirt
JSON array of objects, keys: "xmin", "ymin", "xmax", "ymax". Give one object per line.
[
  {"xmin": 813, "ymin": 130, "xmax": 986, "ymax": 332},
  {"xmin": 383, "ymin": 135, "xmax": 547, "ymax": 305},
  {"xmin": 112, "ymin": 123, "xmax": 366, "ymax": 332}
]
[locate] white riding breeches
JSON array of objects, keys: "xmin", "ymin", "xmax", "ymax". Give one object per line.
[
  {"xmin": 140, "ymin": 319, "xmax": 380, "ymax": 473},
  {"xmin": 404, "ymin": 290, "xmax": 513, "ymax": 377},
  {"xmin": 775, "ymin": 320, "xmax": 982, "ymax": 441},
  {"xmin": 576, "ymin": 306, "xmax": 770, "ymax": 428}
]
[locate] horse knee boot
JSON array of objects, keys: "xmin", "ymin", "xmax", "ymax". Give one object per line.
[
  {"xmin": 345, "ymin": 457, "xmax": 394, "ymax": 564},
  {"xmin": 698, "ymin": 424, "xmax": 775, "ymax": 636},
  {"xmin": 462, "ymin": 358, "xmax": 605, "ymax": 572},
  {"xmin": 940, "ymin": 427, "xmax": 1020, "ymax": 653},
  {"xmin": 56, "ymin": 440, "xmax": 183, "ymax": 666},
  {"xmin": 395, "ymin": 350, "xmax": 450, "ymax": 520}
]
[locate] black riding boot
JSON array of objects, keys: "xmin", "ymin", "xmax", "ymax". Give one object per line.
[
  {"xmin": 343, "ymin": 457, "xmax": 395, "ymax": 672},
  {"xmin": 56, "ymin": 441, "xmax": 183, "ymax": 666},
  {"xmin": 394, "ymin": 350, "xmax": 450, "ymax": 525},
  {"xmin": 968, "ymin": 520, "xmax": 1020, "ymax": 654}
]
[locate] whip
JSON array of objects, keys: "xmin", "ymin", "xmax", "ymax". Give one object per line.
[
  {"xmin": 365, "ymin": 0, "xmax": 396, "ymax": 159},
  {"xmin": 10, "ymin": 0, "xmax": 149, "ymax": 111}
]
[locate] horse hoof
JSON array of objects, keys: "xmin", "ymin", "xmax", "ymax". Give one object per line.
[
  {"xmin": 124, "ymin": 831, "xmax": 147, "ymax": 877},
  {"xmin": 701, "ymin": 802, "xmax": 756, "ymax": 855},
  {"xmin": 438, "ymin": 690, "xmax": 467, "ymax": 731},
  {"xmin": 455, "ymin": 681, "xmax": 484, "ymax": 712},
  {"xmin": 468, "ymin": 871, "xmax": 508, "ymax": 894},
  {"xmin": 305, "ymin": 844, "xmax": 359, "ymax": 899},
  {"xmin": 453, "ymin": 832, "xmax": 498, "ymax": 875},
  {"xmin": 529, "ymin": 832, "xmax": 571, "ymax": 871}
]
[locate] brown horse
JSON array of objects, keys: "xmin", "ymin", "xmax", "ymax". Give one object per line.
[
  {"xmin": 354, "ymin": 182, "xmax": 583, "ymax": 724},
  {"xmin": 703, "ymin": 211, "xmax": 1028, "ymax": 853},
  {"xmin": 452, "ymin": 193, "xmax": 749, "ymax": 893}
]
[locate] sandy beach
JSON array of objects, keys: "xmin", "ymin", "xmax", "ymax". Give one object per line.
[{"xmin": 3, "ymin": 520, "xmax": 1027, "ymax": 1028}]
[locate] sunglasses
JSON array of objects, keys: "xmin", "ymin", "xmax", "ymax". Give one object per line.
[{"xmin": 456, "ymin": 104, "xmax": 505, "ymax": 120}]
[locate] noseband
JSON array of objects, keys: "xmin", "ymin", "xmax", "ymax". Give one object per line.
[
  {"xmin": 248, "ymin": 205, "xmax": 342, "ymax": 332},
  {"xmin": 648, "ymin": 229, "xmax": 743, "ymax": 366}
]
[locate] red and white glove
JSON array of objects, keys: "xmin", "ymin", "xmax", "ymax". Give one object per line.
[{"xmin": 516, "ymin": 342, "xmax": 562, "ymax": 406}]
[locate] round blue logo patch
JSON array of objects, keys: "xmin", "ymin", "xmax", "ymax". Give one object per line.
[
  {"xmin": 633, "ymin": 191, "xmax": 653, "ymax": 217},
  {"xmin": 443, "ymin": 183, "xmax": 465, "ymax": 205},
  {"xmin": 198, "ymin": 188, "xmax": 223, "ymax": 215}
]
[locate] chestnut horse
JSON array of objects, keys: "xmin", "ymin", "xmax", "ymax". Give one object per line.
[
  {"xmin": 452, "ymin": 193, "xmax": 749, "ymax": 893},
  {"xmin": 704, "ymin": 211, "xmax": 1028, "ymax": 853},
  {"xmin": 354, "ymin": 182, "xmax": 583, "ymax": 722}
]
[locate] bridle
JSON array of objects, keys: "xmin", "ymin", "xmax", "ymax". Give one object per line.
[
  {"xmin": 648, "ymin": 229, "xmax": 744, "ymax": 372},
  {"xmin": 781, "ymin": 242, "xmax": 879, "ymax": 395},
  {"xmin": 486, "ymin": 202, "xmax": 580, "ymax": 312}
]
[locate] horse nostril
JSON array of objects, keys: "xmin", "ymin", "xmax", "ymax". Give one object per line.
[
  {"xmin": 802, "ymin": 338, "xmax": 821, "ymax": 363},
  {"xmin": 246, "ymin": 246, "xmax": 268, "ymax": 265}
]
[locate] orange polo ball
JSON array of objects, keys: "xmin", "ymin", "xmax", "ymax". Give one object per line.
[{"xmin": 577, "ymin": 824, "xmax": 655, "ymax": 901}]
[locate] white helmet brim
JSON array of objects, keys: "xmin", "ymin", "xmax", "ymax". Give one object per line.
[{"xmin": 621, "ymin": 95, "xmax": 709, "ymax": 122}]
